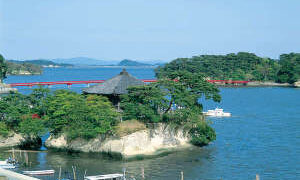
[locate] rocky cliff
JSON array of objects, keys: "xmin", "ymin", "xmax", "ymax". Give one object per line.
[
  {"xmin": 0, "ymin": 133, "xmax": 24, "ymax": 147},
  {"xmin": 45, "ymin": 124, "xmax": 191, "ymax": 157}
]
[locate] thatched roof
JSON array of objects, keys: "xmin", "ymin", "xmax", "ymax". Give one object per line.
[{"xmin": 82, "ymin": 69, "xmax": 144, "ymax": 95}]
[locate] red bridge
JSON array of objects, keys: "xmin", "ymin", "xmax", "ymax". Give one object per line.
[{"xmin": 8, "ymin": 79, "xmax": 250, "ymax": 87}]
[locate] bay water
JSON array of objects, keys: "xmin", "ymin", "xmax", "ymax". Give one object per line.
[{"xmin": 1, "ymin": 67, "xmax": 299, "ymax": 179}]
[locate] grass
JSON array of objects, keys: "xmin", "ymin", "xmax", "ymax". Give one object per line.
[{"xmin": 115, "ymin": 119, "xmax": 146, "ymax": 137}]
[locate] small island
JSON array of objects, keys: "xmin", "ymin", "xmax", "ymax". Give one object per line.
[
  {"xmin": 0, "ymin": 56, "xmax": 220, "ymax": 158},
  {"xmin": 117, "ymin": 59, "xmax": 152, "ymax": 67},
  {"xmin": 156, "ymin": 52, "xmax": 300, "ymax": 87},
  {"xmin": 8, "ymin": 59, "xmax": 73, "ymax": 68}
]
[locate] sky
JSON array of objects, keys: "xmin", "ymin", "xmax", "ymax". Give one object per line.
[{"xmin": 1, "ymin": 0, "xmax": 300, "ymax": 62}]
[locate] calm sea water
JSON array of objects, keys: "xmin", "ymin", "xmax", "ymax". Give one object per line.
[{"xmin": 1, "ymin": 67, "xmax": 300, "ymax": 180}]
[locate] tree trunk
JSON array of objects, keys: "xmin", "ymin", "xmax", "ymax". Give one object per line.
[{"xmin": 164, "ymin": 99, "xmax": 173, "ymax": 113}]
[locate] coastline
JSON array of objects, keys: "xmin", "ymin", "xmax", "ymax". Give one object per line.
[
  {"xmin": 45, "ymin": 123, "xmax": 191, "ymax": 158},
  {"xmin": 215, "ymin": 81, "xmax": 293, "ymax": 87}
]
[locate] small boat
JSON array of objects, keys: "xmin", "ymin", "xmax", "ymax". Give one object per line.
[
  {"xmin": 23, "ymin": 170, "xmax": 55, "ymax": 175},
  {"xmin": 84, "ymin": 173, "xmax": 124, "ymax": 180},
  {"xmin": 0, "ymin": 160, "xmax": 16, "ymax": 169},
  {"xmin": 203, "ymin": 108, "xmax": 231, "ymax": 117}
]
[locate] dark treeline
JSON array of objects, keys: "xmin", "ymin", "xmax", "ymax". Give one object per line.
[{"xmin": 156, "ymin": 52, "xmax": 300, "ymax": 84}]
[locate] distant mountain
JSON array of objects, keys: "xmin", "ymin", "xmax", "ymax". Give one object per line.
[
  {"xmin": 51, "ymin": 57, "xmax": 116, "ymax": 66},
  {"xmin": 8, "ymin": 59, "xmax": 73, "ymax": 67},
  {"xmin": 118, "ymin": 59, "xmax": 152, "ymax": 66},
  {"xmin": 9, "ymin": 57, "xmax": 168, "ymax": 67}
]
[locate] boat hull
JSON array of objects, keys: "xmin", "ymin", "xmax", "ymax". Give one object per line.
[{"xmin": 23, "ymin": 170, "xmax": 55, "ymax": 175}]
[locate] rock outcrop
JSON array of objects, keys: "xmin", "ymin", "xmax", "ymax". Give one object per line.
[
  {"xmin": 294, "ymin": 81, "xmax": 300, "ymax": 88},
  {"xmin": 0, "ymin": 133, "xmax": 24, "ymax": 147},
  {"xmin": 45, "ymin": 124, "xmax": 191, "ymax": 157}
]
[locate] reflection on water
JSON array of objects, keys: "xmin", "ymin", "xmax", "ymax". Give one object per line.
[{"xmin": 0, "ymin": 147, "xmax": 215, "ymax": 180}]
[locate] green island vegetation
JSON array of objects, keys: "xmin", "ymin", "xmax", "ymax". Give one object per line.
[
  {"xmin": 276, "ymin": 53, "xmax": 300, "ymax": 84},
  {"xmin": 6, "ymin": 61, "xmax": 42, "ymax": 75},
  {"xmin": 0, "ymin": 72, "xmax": 220, "ymax": 148},
  {"xmin": 0, "ymin": 54, "xmax": 7, "ymax": 82},
  {"xmin": 8, "ymin": 59, "xmax": 73, "ymax": 67},
  {"xmin": 121, "ymin": 70, "xmax": 220, "ymax": 146},
  {"xmin": 0, "ymin": 88, "xmax": 119, "ymax": 147},
  {"xmin": 118, "ymin": 59, "xmax": 151, "ymax": 66},
  {"xmin": 156, "ymin": 52, "xmax": 300, "ymax": 83}
]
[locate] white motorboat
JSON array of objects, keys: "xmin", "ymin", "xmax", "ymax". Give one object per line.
[
  {"xmin": 203, "ymin": 108, "xmax": 231, "ymax": 117},
  {"xmin": 84, "ymin": 173, "xmax": 124, "ymax": 180}
]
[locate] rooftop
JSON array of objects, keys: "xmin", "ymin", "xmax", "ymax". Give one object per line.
[{"xmin": 82, "ymin": 69, "xmax": 144, "ymax": 95}]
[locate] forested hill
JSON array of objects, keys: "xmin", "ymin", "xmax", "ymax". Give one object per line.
[
  {"xmin": 8, "ymin": 59, "xmax": 73, "ymax": 67},
  {"xmin": 156, "ymin": 52, "xmax": 280, "ymax": 81},
  {"xmin": 0, "ymin": 54, "xmax": 42, "ymax": 76},
  {"xmin": 118, "ymin": 59, "xmax": 152, "ymax": 66},
  {"xmin": 6, "ymin": 61, "xmax": 42, "ymax": 75},
  {"xmin": 156, "ymin": 52, "xmax": 300, "ymax": 83}
]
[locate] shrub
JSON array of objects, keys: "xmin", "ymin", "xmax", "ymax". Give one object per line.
[
  {"xmin": 18, "ymin": 115, "xmax": 46, "ymax": 137},
  {"xmin": 0, "ymin": 122, "xmax": 10, "ymax": 137},
  {"xmin": 46, "ymin": 91, "xmax": 119, "ymax": 140},
  {"xmin": 189, "ymin": 121, "xmax": 216, "ymax": 146}
]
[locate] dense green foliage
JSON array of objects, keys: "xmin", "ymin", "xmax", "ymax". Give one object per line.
[
  {"xmin": 121, "ymin": 84, "xmax": 168, "ymax": 123},
  {"xmin": 156, "ymin": 52, "xmax": 280, "ymax": 81},
  {"xmin": 276, "ymin": 53, "xmax": 300, "ymax": 84},
  {"xmin": 0, "ymin": 54, "xmax": 7, "ymax": 81},
  {"xmin": 0, "ymin": 88, "xmax": 119, "ymax": 140},
  {"xmin": 121, "ymin": 70, "xmax": 220, "ymax": 146},
  {"xmin": 189, "ymin": 121, "xmax": 216, "ymax": 146},
  {"xmin": 0, "ymin": 122, "xmax": 10, "ymax": 137},
  {"xmin": 45, "ymin": 90, "xmax": 119, "ymax": 139},
  {"xmin": 0, "ymin": 90, "xmax": 47, "ymax": 138}
]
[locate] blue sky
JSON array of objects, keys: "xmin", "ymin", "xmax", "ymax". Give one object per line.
[{"xmin": 1, "ymin": 0, "xmax": 300, "ymax": 61}]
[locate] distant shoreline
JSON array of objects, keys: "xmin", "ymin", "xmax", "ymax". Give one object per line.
[
  {"xmin": 215, "ymin": 81, "xmax": 293, "ymax": 87},
  {"xmin": 59, "ymin": 65, "xmax": 158, "ymax": 68}
]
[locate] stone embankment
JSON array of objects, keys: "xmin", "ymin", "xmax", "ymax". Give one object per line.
[
  {"xmin": 46, "ymin": 124, "xmax": 190, "ymax": 158},
  {"xmin": 246, "ymin": 81, "xmax": 291, "ymax": 87}
]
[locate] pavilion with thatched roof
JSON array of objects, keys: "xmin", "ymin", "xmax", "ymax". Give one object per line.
[{"xmin": 82, "ymin": 69, "xmax": 144, "ymax": 109}]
